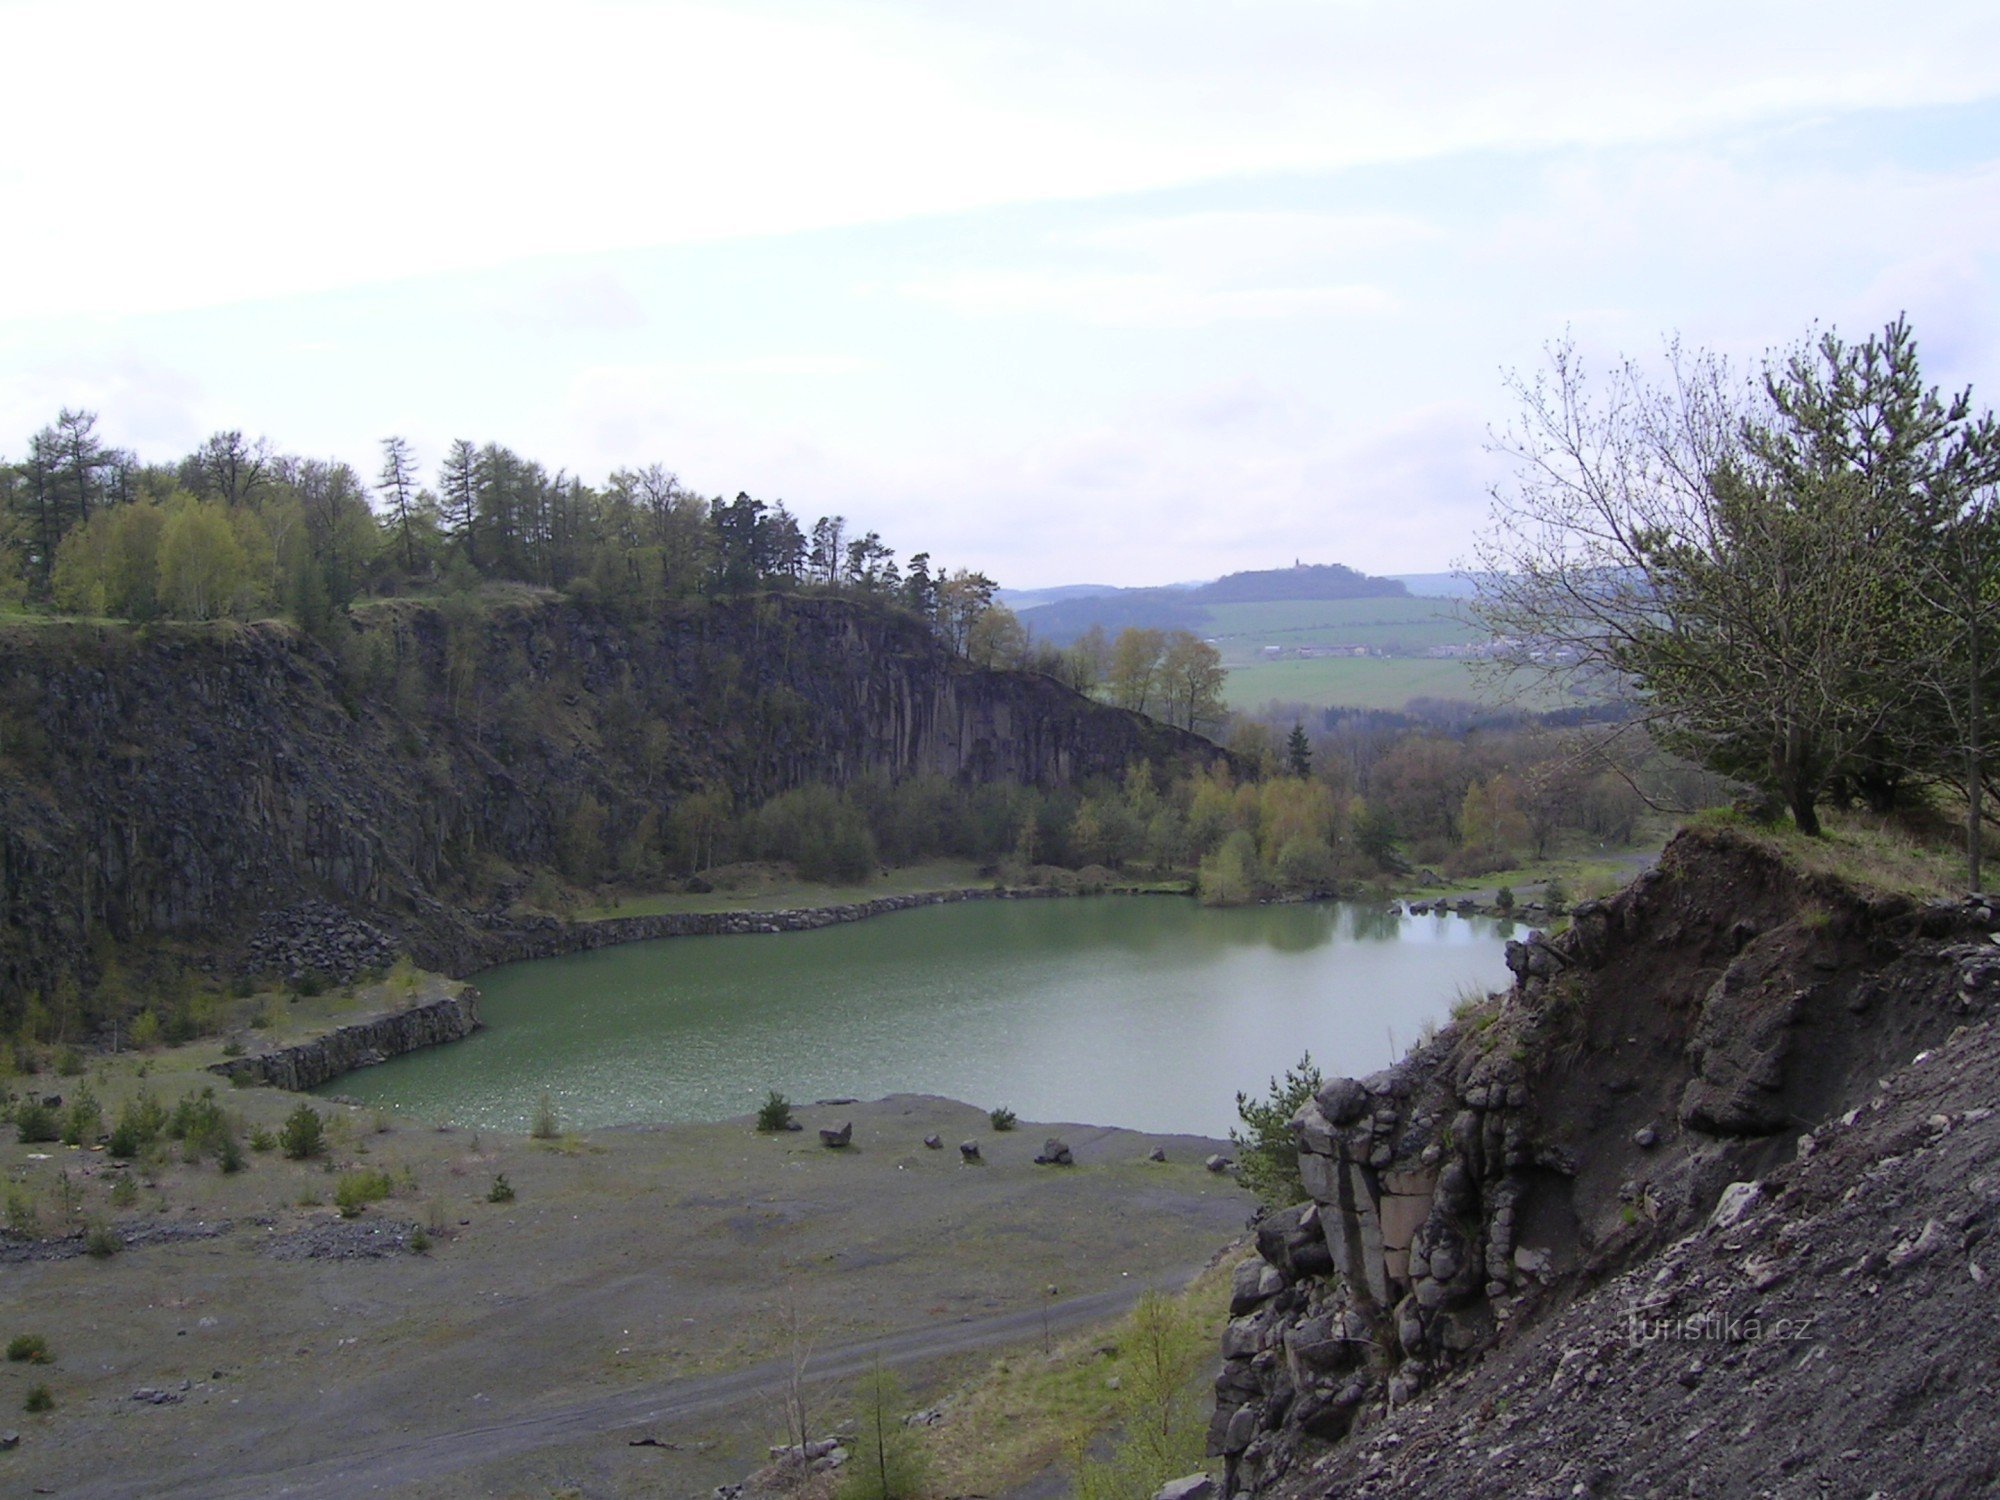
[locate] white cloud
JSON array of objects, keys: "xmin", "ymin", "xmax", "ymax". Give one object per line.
[
  {"xmin": 6, "ymin": 1, "xmax": 1998, "ymax": 319},
  {"xmin": 899, "ymin": 269, "xmax": 1394, "ymax": 327}
]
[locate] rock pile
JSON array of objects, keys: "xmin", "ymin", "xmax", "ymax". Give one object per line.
[{"xmin": 245, "ymin": 900, "xmax": 400, "ymax": 984}]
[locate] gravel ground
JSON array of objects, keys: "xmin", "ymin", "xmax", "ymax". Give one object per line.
[{"xmin": 0, "ymin": 1092, "xmax": 1248, "ymax": 1499}]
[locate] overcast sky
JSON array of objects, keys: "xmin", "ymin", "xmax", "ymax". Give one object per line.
[{"xmin": 3, "ymin": 1, "xmax": 1997, "ymax": 587}]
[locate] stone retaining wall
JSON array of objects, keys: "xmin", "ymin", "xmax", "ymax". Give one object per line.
[{"xmin": 207, "ymin": 988, "xmax": 483, "ymax": 1092}]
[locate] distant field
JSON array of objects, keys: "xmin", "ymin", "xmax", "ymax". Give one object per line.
[
  {"xmin": 1199, "ymin": 596, "xmax": 1478, "ymax": 664},
  {"xmin": 1223, "ymin": 657, "xmax": 1577, "ymax": 714}
]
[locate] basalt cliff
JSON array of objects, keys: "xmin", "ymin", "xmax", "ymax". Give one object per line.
[
  {"xmin": 0, "ymin": 592, "xmax": 1222, "ymax": 1006},
  {"xmin": 1217, "ymin": 826, "xmax": 2000, "ymax": 1498}
]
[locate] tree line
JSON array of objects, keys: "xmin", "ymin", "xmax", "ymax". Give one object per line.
[{"xmin": 0, "ymin": 417, "xmax": 1012, "ymax": 654}]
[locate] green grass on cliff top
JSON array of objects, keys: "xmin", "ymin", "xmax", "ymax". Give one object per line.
[{"xmin": 1688, "ymin": 805, "xmax": 1972, "ymax": 901}]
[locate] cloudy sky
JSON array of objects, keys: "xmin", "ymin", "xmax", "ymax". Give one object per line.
[{"xmin": 3, "ymin": 1, "xmax": 1997, "ymax": 587}]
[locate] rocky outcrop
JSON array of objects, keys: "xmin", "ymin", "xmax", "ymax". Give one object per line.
[
  {"xmin": 207, "ymin": 989, "xmax": 482, "ymax": 1091},
  {"xmin": 0, "ymin": 596, "xmax": 1225, "ymax": 1007},
  {"xmin": 1215, "ymin": 826, "xmax": 2000, "ymax": 1497}
]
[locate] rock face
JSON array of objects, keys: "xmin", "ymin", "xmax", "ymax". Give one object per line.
[
  {"xmin": 206, "ymin": 989, "xmax": 482, "ymax": 1091},
  {"xmin": 1217, "ymin": 826, "xmax": 2000, "ymax": 1497},
  {"xmin": 0, "ymin": 596, "xmax": 1225, "ymax": 1004}
]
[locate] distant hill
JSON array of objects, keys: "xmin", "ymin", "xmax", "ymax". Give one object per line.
[
  {"xmin": 1195, "ymin": 563, "xmax": 1407, "ymax": 605},
  {"xmin": 993, "ymin": 583, "xmax": 1124, "ymax": 612},
  {"xmin": 1389, "ymin": 571, "xmax": 1482, "ymax": 599},
  {"xmin": 1017, "ymin": 562, "xmax": 1406, "ymax": 645}
]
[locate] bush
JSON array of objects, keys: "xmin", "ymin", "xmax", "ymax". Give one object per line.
[
  {"xmin": 14, "ymin": 1101, "xmax": 58, "ymax": 1144},
  {"xmin": 54, "ymin": 1048, "xmax": 83, "ymax": 1077},
  {"xmin": 837, "ymin": 1366, "xmax": 930, "ymax": 1500},
  {"xmin": 129, "ymin": 1010, "xmax": 161, "ymax": 1051},
  {"xmin": 530, "ymin": 1092, "xmax": 560, "ymax": 1140},
  {"xmin": 279, "ymin": 1103, "xmax": 326, "ymax": 1160},
  {"xmin": 988, "ymin": 1106, "xmax": 1017, "ymax": 1132},
  {"xmin": 167, "ymin": 1086, "xmax": 240, "ymax": 1166},
  {"xmin": 1073, "ymin": 1291, "xmax": 1209, "ymax": 1500},
  {"xmin": 108, "ymin": 1093, "xmax": 168, "ymax": 1159},
  {"xmin": 24, "ymin": 1382, "xmax": 52, "ymax": 1412},
  {"xmin": 6, "ymin": 1333, "xmax": 51, "ymax": 1364},
  {"xmin": 487, "ymin": 1173, "xmax": 515, "ymax": 1203},
  {"xmin": 60, "ymin": 1087, "xmax": 102, "ymax": 1147},
  {"xmin": 1231, "ymin": 1052, "xmax": 1322, "ymax": 1207},
  {"xmin": 1542, "ymin": 876, "xmax": 1570, "ymax": 913},
  {"xmin": 755, "ymin": 1090, "xmax": 795, "ymax": 1133},
  {"xmin": 1494, "ymin": 885, "xmax": 1515, "ymax": 911},
  {"xmin": 85, "ymin": 1221, "xmax": 122, "ymax": 1258},
  {"xmin": 249, "ymin": 1127, "xmax": 276, "ymax": 1153},
  {"xmin": 334, "ymin": 1168, "xmax": 394, "ymax": 1218},
  {"xmin": 109, "ymin": 1174, "xmax": 139, "ymax": 1208}
]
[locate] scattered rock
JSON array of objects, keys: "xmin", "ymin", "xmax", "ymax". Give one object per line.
[
  {"xmin": 1148, "ymin": 1145, "xmax": 1168, "ymax": 1162},
  {"xmin": 1205, "ymin": 1154, "xmax": 1234, "ymax": 1174},
  {"xmin": 1034, "ymin": 1138, "xmax": 1074, "ymax": 1166},
  {"xmin": 1708, "ymin": 1181, "xmax": 1763, "ymax": 1232},
  {"xmin": 959, "ymin": 1141, "xmax": 982, "ymax": 1162},
  {"xmin": 923, "ymin": 1134, "xmax": 943, "ymax": 1150},
  {"xmin": 130, "ymin": 1388, "xmax": 183, "ymax": 1406},
  {"xmin": 819, "ymin": 1122, "xmax": 853, "ymax": 1149}
]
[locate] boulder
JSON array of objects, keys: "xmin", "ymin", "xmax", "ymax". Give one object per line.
[
  {"xmin": 818, "ymin": 1122, "xmax": 852, "ymax": 1149},
  {"xmin": 959, "ymin": 1141, "xmax": 982, "ymax": 1162},
  {"xmin": 1147, "ymin": 1145, "xmax": 1167, "ymax": 1162},
  {"xmin": 922, "ymin": 1133, "xmax": 942, "ymax": 1149},
  {"xmin": 1034, "ymin": 1138, "xmax": 1074, "ymax": 1166},
  {"xmin": 1153, "ymin": 1477, "xmax": 1217, "ymax": 1500}
]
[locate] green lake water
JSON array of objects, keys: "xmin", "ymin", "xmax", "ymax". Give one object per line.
[{"xmin": 323, "ymin": 897, "xmax": 1518, "ymax": 1138}]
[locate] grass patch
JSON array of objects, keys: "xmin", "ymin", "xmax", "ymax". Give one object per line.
[
  {"xmin": 923, "ymin": 1260, "xmax": 1233, "ymax": 1498},
  {"xmin": 576, "ymin": 859, "xmax": 987, "ymax": 921},
  {"xmin": 1690, "ymin": 806, "xmax": 1968, "ymax": 900},
  {"xmin": 7, "ymin": 1333, "xmax": 52, "ymax": 1364}
]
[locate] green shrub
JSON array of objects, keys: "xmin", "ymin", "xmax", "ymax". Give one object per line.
[
  {"xmin": 279, "ymin": 1103, "xmax": 326, "ymax": 1160},
  {"xmin": 1231, "ymin": 1052, "xmax": 1322, "ymax": 1207},
  {"xmin": 85, "ymin": 1221, "xmax": 122, "ymax": 1258},
  {"xmin": 107, "ymin": 1093, "xmax": 168, "ymax": 1158},
  {"xmin": 1072, "ymin": 1292, "xmax": 1209, "ymax": 1500},
  {"xmin": 1495, "ymin": 885, "xmax": 1515, "ymax": 911},
  {"xmin": 4, "ymin": 1187, "xmax": 36, "ymax": 1237},
  {"xmin": 487, "ymin": 1173, "xmax": 515, "ymax": 1204},
  {"xmin": 109, "ymin": 1175, "xmax": 139, "ymax": 1208},
  {"xmin": 60, "ymin": 1087, "xmax": 102, "ymax": 1147},
  {"xmin": 54, "ymin": 1048, "xmax": 83, "ymax": 1077},
  {"xmin": 530, "ymin": 1092, "xmax": 560, "ymax": 1140},
  {"xmin": 334, "ymin": 1168, "xmax": 394, "ymax": 1218},
  {"xmin": 14, "ymin": 1101, "xmax": 58, "ymax": 1144},
  {"xmin": 755, "ymin": 1090, "xmax": 795, "ymax": 1133},
  {"xmin": 988, "ymin": 1106, "xmax": 1017, "ymax": 1132},
  {"xmin": 24, "ymin": 1382, "xmax": 52, "ymax": 1412},
  {"xmin": 6, "ymin": 1333, "xmax": 51, "ymax": 1364},
  {"xmin": 410, "ymin": 1227, "xmax": 432, "ymax": 1255},
  {"xmin": 248, "ymin": 1127, "xmax": 277, "ymax": 1153},
  {"xmin": 837, "ymin": 1366, "xmax": 930, "ymax": 1500},
  {"xmin": 1541, "ymin": 877, "xmax": 1570, "ymax": 913},
  {"xmin": 129, "ymin": 1010, "xmax": 161, "ymax": 1051}
]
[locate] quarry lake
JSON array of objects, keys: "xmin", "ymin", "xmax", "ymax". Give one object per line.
[{"xmin": 325, "ymin": 897, "xmax": 1517, "ymax": 1138}]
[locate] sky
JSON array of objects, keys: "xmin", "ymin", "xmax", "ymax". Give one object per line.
[{"xmin": 3, "ymin": 1, "xmax": 1998, "ymax": 588}]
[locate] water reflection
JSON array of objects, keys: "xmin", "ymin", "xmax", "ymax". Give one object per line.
[{"xmin": 328, "ymin": 895, "xmax": 1516, "ymax": 1138}]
